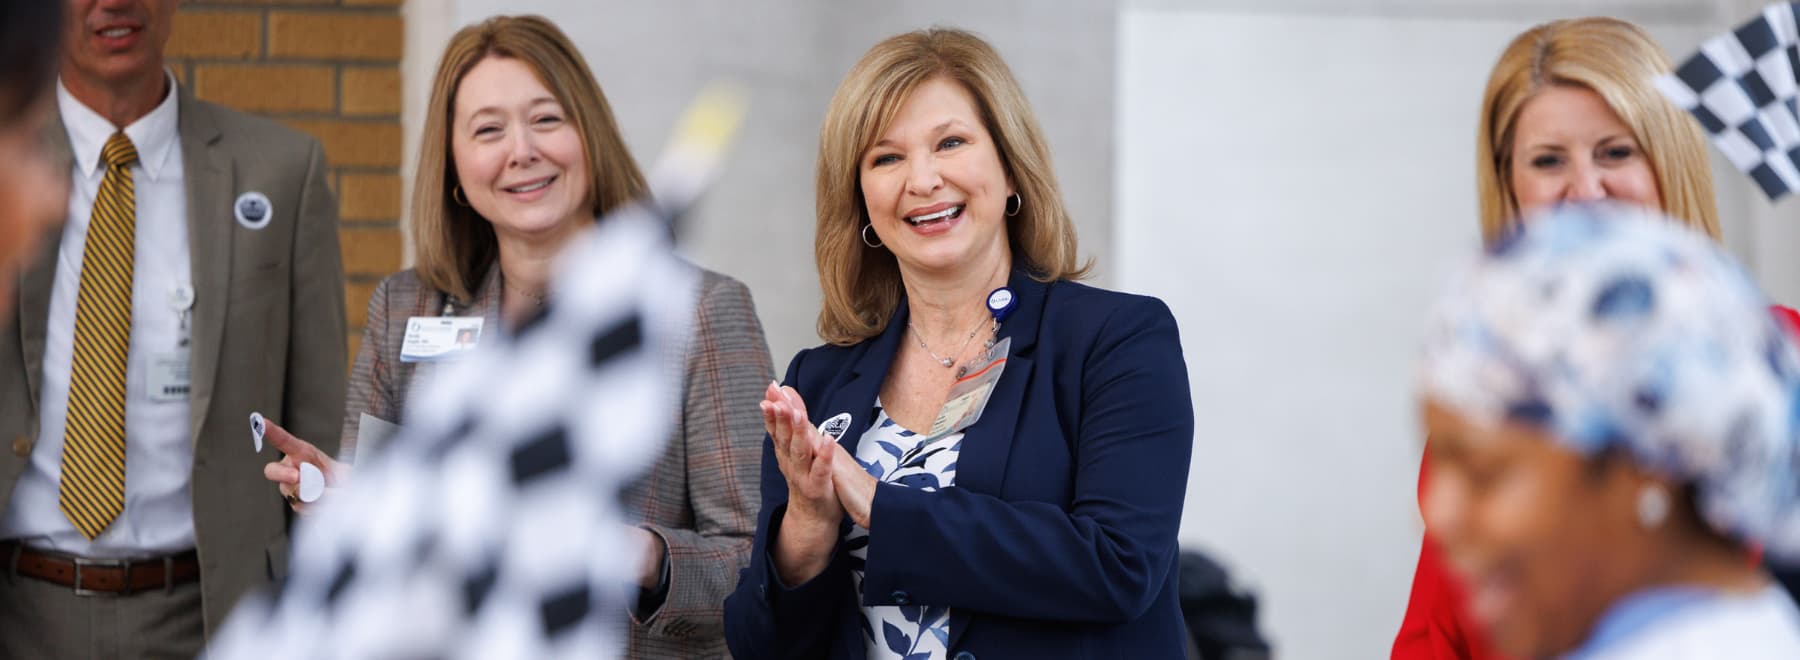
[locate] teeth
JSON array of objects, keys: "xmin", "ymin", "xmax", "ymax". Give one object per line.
[
  {"xmin": 506, "ymin": 179, "xmax": 551, "ymax": 193},
  {"xmin": 101, "ymin": 27, "xmax": 132, "ymax": 38},
  {"xmin": 908, "ymin": 205, "xmax": 962, "ymax": 224}
]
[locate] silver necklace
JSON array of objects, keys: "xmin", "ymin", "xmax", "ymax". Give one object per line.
[
  {"xmin": 505, "ymin": 281, "xmax": 547, "ymax": 308},
  {"xmin": 908, "ymin": 314, "xmax": 995, "ymax": 369}
]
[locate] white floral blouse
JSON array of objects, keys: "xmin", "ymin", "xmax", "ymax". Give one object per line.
[{"xmin": 846, "ymin": 400, "xmax": 963, "ymax": 660}]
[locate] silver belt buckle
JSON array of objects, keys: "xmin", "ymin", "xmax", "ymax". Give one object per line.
[{"xmin": 71, "ymin": 555, "xmax": 129, "ymax": 597}]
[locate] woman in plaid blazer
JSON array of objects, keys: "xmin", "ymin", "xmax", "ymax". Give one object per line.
[{"xmin": 257, "ymin": 16, "xmax": 771, "ymax": 658}]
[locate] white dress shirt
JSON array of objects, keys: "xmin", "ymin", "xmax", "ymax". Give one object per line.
[
  {"xmin": 1577, "ymin": 584, "xmax": 1800, "ymax": 659},
  {"xmin": 0, "ymin": 77, "xmax": 196, "ymax": 557}
]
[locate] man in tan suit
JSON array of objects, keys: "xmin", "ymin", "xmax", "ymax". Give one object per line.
[{"xmin": 0, "ymin": 0, "xmax": 346, "ymax": 656}]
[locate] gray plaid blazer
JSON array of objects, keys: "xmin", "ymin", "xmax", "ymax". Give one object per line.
[{"xmin": 341, "ymin": 264, "xmax": 772, "ymax": 658}]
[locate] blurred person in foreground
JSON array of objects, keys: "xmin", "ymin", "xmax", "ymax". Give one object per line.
[
  {"xmin": 254, "ymin": 15, "xmax": 772, "ymax": 657},
  {"xmin": 0, "ymin": 0, "xmax": 68, "ymax": 314},
  {"xmin": 0, "ymin": 0, "xmax": 346, "ymax": 655},
  {"xmin": 1394, "ymin": 17, "xmax": 1766, "ymax": 659},
  {"xmin": 1417, "ymin": 203, "xmax": 1800, "ymax": 659},
  {"xmin": 722, "ymin": 27, "xmax": 1194, "ymax": 659}
]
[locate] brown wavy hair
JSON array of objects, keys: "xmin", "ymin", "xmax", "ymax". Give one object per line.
[
  {"xmin": 411, "ymin": 15, "xmax": 647, "ymax": 303},
  {"xmin": 814, "ymin": 28, "xmax": 1090, "ymax": 345}
]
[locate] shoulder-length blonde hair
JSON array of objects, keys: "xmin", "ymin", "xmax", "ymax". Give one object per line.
[
  {"xmin": 412, "ymin": 15, "xmax": 647, "ymax": 303},
  {"xmin": 815, "ymin": 27, "xmax": 1090, "ymax": 346},
  {"xmin": 1476, "ymin": 17, "xmax": 1719, "ymax": 245}
]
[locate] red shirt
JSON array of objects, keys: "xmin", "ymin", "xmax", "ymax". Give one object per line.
[{"xmin": 1391, "ymin": 305, "xmax": 1800, "ymax": 659}]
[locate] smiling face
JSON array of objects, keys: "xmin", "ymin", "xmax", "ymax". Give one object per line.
[
  {"xmin": 450, "ymin": 55, "xmax": 591, "ymax": 244},
  {"xmin": 1509, "ymin": 85, "xmax": 1662, "ymax": 216},
  {"xmin": 858, "ymin": 76, "xmax": 1014, "ymax": 277},
  {"xmin": 1420, "ymin": 399, "xmax": 1660, "ymax": 659},
  {"xmin": 62, "ymin": 0, "xmax": 176, "ymax": 90}
]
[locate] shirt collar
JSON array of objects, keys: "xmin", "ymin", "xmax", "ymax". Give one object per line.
[
  {"xmin": 1561, "ymin": 586, "xmax": 1719, "ymax": 659},
  {"xmin": 56, "ymin": 71, "xmax": 181, "ymax": 182}
]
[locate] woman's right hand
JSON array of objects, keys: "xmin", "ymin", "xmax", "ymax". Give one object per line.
[
  {"xmin": 761, "ymin": 381, "xmax": 843, "ymax": 584},
  {"xmin": 259, "ymin": 419, "xmax": 350, "ymax": 515}
]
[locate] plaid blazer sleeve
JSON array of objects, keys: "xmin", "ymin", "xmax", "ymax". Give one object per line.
[
  {"xmin": 339, "ymin": 271, "xmax": 431, "ymax": 462},
  {"xmin": 630, "ymin": 270, "xmax": 774, "ymax": 647}
]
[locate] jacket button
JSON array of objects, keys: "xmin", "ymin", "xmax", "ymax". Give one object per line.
[
  {"xmin": 10, "ymin": 436, "xmax": 30, "ymax": 458},
  {"xmin": 890, "ymin": 590, "xmax": 910, "ymax": 605},
  {"xmin": 954, "ymin": 652, "xmax": 976, "ymax": 660}
]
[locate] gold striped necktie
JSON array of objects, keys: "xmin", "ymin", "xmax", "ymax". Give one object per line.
[{"xmin": 59, "ymin": 132, "xmax": 138, "ymax": 540}]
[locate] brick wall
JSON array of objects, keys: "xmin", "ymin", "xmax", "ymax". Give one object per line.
[{"xmin": 167, "ymin": 0, "xmax": 405, "ymax": 370}]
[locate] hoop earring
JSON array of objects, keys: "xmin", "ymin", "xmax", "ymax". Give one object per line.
[
  {"xmin": 1005, "ymin": 192, "xmax": 1022, "ymax": 217},
  {"xmin": 1637, "ymin": 484, "xmax": 1669, "ymax": 530},
  {"xmin": 861, "ymin": 223, "xmax": 884, "ymax": 249},
  {"xmin": 452, "ymin": 185, "xmax": 470, "ymax": 207}
]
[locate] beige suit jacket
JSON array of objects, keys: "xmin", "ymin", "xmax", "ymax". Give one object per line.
[{"xmin": 0, "ymin": 85, "xmax": 347, "ymax": 636}]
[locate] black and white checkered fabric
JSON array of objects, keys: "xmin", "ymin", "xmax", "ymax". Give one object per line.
[
  {"xmin": 1656, "ymin": 2, "xmax": 1800, "ymax": 200},
  {"xmin": 204, "ymin": 210, "xmax": 698, "ymax": 660}
]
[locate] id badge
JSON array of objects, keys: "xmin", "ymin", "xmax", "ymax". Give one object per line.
[
  {"xmin": 400, "ymin": 316, "xmax": 485, "ymax": 363},
  {"xmin": 147, "ymin": 348, "xmax": 192, "ymax": 402},
  {"xmin": 926, "ymin": 336, "xmax": 1011, "ymax": 440}
]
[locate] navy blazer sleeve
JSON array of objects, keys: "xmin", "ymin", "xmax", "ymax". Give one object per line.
[
  {"xmin": 859, "ymin": 296, "xmax": 1193, "ymax": 623},
  {"xmin": 724, "ymin": 348, "xmax": 850, "ymax": 660}
]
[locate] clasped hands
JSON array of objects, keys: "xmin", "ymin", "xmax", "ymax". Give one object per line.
[{"xmin": 760, "ymin": 381, "xmax": 878, "ymax": 531}]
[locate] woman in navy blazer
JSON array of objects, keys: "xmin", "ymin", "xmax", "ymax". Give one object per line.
[{"xmin": 723, "ymin": 28, "xmax": 1195, "ymax": 659}]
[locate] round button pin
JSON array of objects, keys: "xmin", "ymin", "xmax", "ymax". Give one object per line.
[
  {"xmin": 986, "ymin": 287, "xmax": 1016, "ymax": 322},
  {"xmin": 234, "ymin": 192, "xmax": 273, "ymax": 230}
]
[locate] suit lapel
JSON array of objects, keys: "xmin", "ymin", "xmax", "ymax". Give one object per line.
[
  {"xmin": 945, "ymin": 269, "xmax": 1045, "ymax": 496},
  {"xmin": 18, "ymin": 114, "xmax": 76, "ymax": 411},
  {"xmin": 946, "ymin": 269, "xmax": 1048, "ymax": 650},
  {"xmin": 178, "ymin": 91, "xmax": 232, "ymax": 445}
]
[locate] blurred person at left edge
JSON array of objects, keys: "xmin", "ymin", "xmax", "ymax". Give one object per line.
[
  {"xmin": 0, "ymin": 0, "xmax": 347, "ymax": 657},
  {"xmin": 0, "ymin": 0, "xmax": 69, "ymax": 315}
]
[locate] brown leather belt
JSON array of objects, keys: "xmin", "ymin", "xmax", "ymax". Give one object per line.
[{"xmin": 1, "ymin": 540, "xmax": 199, "ymax": 596}]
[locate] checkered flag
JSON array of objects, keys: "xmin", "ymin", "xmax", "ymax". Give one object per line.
[
  {"xmin": 204, "ymin": 87, "xmax": 745, "ymax": 660},
  {"xmin": 1656, "ymin": 2, "xmax": 1800, "ymax": 200}
]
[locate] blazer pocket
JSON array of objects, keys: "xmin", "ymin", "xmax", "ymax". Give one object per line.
[{"xmin": 230, "ymin": 261, "xmax": 285, "ymax": 305}]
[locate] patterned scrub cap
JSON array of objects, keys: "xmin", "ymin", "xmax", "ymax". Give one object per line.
[{"xmin": 1417, "ymin": 202, "xmax": 1800, "ymax": 560}]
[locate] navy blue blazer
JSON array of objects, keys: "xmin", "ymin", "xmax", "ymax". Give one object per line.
[{"xmin": 723, "ymin": 270, "xmax": 1195, "ymax": 659}]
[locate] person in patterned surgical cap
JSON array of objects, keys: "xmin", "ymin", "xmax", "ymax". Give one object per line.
[{"xmin": 1416, "ymin": 203, "xmax": 1800, "ymax": 660}]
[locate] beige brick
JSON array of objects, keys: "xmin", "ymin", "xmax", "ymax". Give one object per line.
[
  {"xmin": 344, "ymin": 279, "xmax": 377, "ymax": 329},
  {"xmin": 339, "ymin": 173, "xmax": 402, "ymax": 221},
  {"xmin": 194, "ymin": 64, "xmax": 334, "ymax": 113},
  {"xmin": 341, "ymin": 67, "xmax": 400, "ymax": 116},
  {"xmin": 269, "ymin": 13, "xmax": 402, "ymax": 60},
  {"xmin": 340, "ymin": 227, "xmax": 403, "ymax": 277},
  {"xmin": 284, "ymin": 120, "xmax": 401, "ymax": 167},
  {"xmin": 167, "ymin": 11, "xmax": 261, "ymax": 59}
]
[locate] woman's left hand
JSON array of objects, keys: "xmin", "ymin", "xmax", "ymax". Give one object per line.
[{"xmin": 830, "ymin": 443, "xmax": 878, "ymax": 529}]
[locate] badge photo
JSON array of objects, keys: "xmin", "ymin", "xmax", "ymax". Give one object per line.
[{"xmin": 234, "ymin": 191, "xmax": 273, "ymax": 230}]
